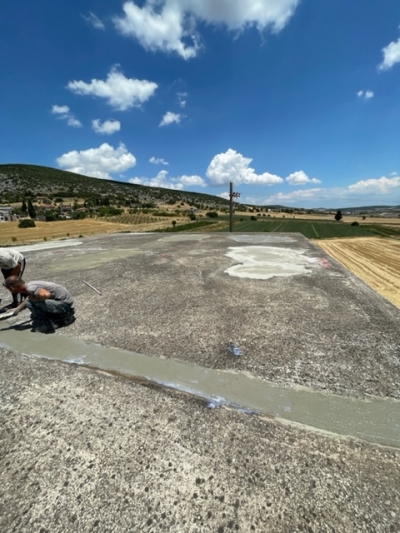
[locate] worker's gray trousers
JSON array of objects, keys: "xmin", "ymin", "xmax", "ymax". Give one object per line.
[{"xmin": 26, "ymin": 299, "xmax": 73, "ymax": 323}]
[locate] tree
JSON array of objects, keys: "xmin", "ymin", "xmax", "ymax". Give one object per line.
[
  {"xmin": 27, "ymin": 199, "xmax": 36, "ymax": 219},
  {"xmin": 172, "ymin": 220, "xmax": 177, "ymax": 227},
  {"xmin": 19, "ymin": 219, "xmax": 36, "ymax": 228},
  {"xmin": 334, "ymin": 210, "xmax": 342, "ymax": 221},
  {"xmin": 21, "ymin": 200, "xmax": 27, "ymax": 213}
]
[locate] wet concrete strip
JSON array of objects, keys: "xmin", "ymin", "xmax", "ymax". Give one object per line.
[
  {"xmin": 0, "ymin": 325, "xmax": 399, "ymax": 448},
  {"xmin": 14, "ymin": 239, "xmax": 83, "ymax": 252}
]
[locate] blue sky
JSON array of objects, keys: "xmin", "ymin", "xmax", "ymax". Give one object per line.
[{"xmin": 1, "ymin": 0, "xmax": 400, "ymax": 208}]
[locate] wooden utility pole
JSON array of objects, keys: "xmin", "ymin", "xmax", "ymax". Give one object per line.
[{"xmin": 229, "ymin": 182, "xmax": 240, "ymax": 232}]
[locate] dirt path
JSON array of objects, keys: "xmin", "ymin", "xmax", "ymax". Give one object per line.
[{"xmin": 316, "ymin": 237, "xmax": 400, "ymax": 308}]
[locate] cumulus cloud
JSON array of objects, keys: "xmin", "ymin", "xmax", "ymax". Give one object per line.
[
  {"xmin": 260, "ymin": 176, "xmax": 400, "ymax": 206},
  {"xmin": 348, "ymin": 176, "xmax": 400, "ymax": 195},
  {"xmin": 262, "ymin": 189, "xmax": 323, "ymax": 204},
  {"xmin": 56, "ymin": 143, "xmax": 137, "ymax": 180},
  {"xmin": 149, "ymin": 157, "xmax": 169, "ymax": 165},
  {"xmin": 51, "ymin": 105, "xmax": 82, "ymax": 128},
  {"xmin": 378, "ymin": 37, "xmax": 400, "ymax": 71},
  {"xmin": 206, "ymin": 148, "xmax": 284, "ymax": 186},
  {"xmin": 67, "ymin": 65, "xmax": 158, "ymax": 111},
  {"xmin": 357, "ymin": 90, "xmax": 374, "ymax": 100},
  {"xmin": 159, "ymin": 111, "xmax": 182, "ymax": 126},
  {"xmin": 113, "ymin": 0, "xmax": 300, "ymax": 59},
  {"xmin": 82, "ymin": 12, "xmax": 105, "ymax": 29},
  {"xmin": 129, "ymin": 170, "xmax": 206, "ymax": 189},
  {"xmin": 92, "ymin": 119, "xmax": 121, "ymax": 134},
  {"xmin": 286, "ymin": 171, "xmax": 321, "ymax": 185}
]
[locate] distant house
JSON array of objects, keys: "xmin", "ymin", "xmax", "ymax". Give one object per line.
[
  {"xmin": 41, "ymin": 204, "xmax": 55, "ymax": 211},
  {"xmin": 60, "ymin": 204, "xmax": 72, "ymax": 213},
  {"xmin": 0, "ymin": 206, "xmax": 14, "ymax": 222}
]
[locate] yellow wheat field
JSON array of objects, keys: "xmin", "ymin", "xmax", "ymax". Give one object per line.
[{"xmin": 316, "ymin": 237, "xmax": 400, "ymax": 308}]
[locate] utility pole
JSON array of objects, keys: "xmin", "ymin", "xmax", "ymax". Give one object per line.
[{"xmin": 229, "ymin": 182, "xmax": 240, "ymax": 232}]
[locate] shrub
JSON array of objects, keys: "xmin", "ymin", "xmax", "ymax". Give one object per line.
[
  {"xmin": 351, "ymin": 221, "xmax": 359, "ymax": 226},
  {"xmin": 11, "ymin": 236, "xmax": 17, "ymax": 242},
  {"xmin": 188, "ymin": 213, "xmax": 196, "ymax": 221},
  {"xmin": 206, "ymin": 211, "xmax": 218, "ymax": 218},
  {"xmin": 18, "ymin": 219, "xmax": 36, "ymax": 228},
  {"xmin": 172, "ymin": 220, "xmax": 177, "ymax": 227},
  {"xmin": 251, "ymin": 216, "xmax": 257, "ymax": 221}
]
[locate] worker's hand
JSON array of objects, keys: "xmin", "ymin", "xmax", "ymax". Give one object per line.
[{"xmin": 11, "ymin": 308, "xmax": 20, "ymax": 316}]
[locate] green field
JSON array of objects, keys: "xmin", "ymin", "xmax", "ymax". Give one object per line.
[{"xmin": 213, "ymin": 216, "xmax": 400, "ymax": 239}]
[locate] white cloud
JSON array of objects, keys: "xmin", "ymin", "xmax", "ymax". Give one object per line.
[
  {"xmin": 217, "ymin": 192, "xmax": 230, "ymax": 200},
  {"xmin": 286, "ymin": 170, "xmax": 321, "ymax": 185},
  {"xmin": 51, "ymin": 105, "xmax": 82, "ymax": 128},
  {"xmin": 357, "ymin": 90, "xmax": 374, "ymax": 100},
  {"xmin": 259, "ymin": 176, "xmax": 400, "ymax": 206},
  {"xmin": 67, "ymin": 65, "xmax": 158, "ymax": 111},
  {"xmin": 56, "ymin": 143, "xmax": 137, "ymax": 180},
  {"xmin": 129, "ymin": 170, "xmax": 206, "ymax": 189},
  {"xmin": 179, "ymin": 175, "xmax": 206, "ymax": 187},
  {"xmin": 92, "ymin": 119, "xmax": 121, "ymax": 134},
  {"xmin": 262, "ymin": 188, "xmax": 323, "ymax": 204},
  {"xmin": 177, "ymin": 92, "xmax": 187, "ymax": 108},
  {"xmin": 348, "ymin": 176, "xmax": 400, "ymax": 195},
  {"xmin": 390, "ymin": 171, "xmax": 398, "ymax": 176},
  {"xmin": 206, "ymin": 148, "xmax": 284, "ymax": 186},
  {"xmin": 378, "ymin": 37, "xmax": 400, "ymax": 71},
  {"xmin": 159, "ymin": 111, "xmax": 182, "ymax": 126},
  {"xmin": 82, "ymin": 12, "xmax": 105, "ymax": 30},
  {"xmin": 149, "ymin": 157, "xmax": 169, "ymax": 165},
  {"xmin": 113, "ymin": 0, "xmax": 300, "ymax": 59},
  {"xmin": 52, "ymin": 105, "xmax": 70, "ymax": 115},
  {"xmin": 67, "ymin": 117, "xmax": 83, "ymax": 128}
]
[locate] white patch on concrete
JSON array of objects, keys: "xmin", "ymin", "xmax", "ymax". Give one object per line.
[
  {"xmin": 13, "ymin": 240, "xmax": 83, "ymax": 252},
  {"xmin": 229, "ymin": 235, "xmax": 296, "ymax": 244},
  {"xmin": 225, "ymin": 246, "xmax": 318, "ymax": 280}
]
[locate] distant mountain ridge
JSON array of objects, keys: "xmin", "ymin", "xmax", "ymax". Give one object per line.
[{"xmin": 0, "ymin": 164, "xmax": 230, "ymax": 208}]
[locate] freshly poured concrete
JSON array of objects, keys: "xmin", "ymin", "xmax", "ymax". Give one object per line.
[
  {"xmin": 225, "ymin": 245, "xmax": 318, "ymax": 279},
  {"xmin": 0, "ymin": 324, "xmax": 399, "ymax": 447}
]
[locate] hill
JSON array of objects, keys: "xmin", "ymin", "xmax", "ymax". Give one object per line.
[{"xmin": 0, "ymin": 164, "xmax": 230, "ymax": 209}]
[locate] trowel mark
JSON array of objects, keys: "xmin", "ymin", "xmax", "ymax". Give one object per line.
[{"xmin": 1, "ymin": 325, "xmax": 400, "ymax": 449}]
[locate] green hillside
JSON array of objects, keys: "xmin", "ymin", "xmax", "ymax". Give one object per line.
[{"xmin": 0, "ymin": 164, "xmax": 230, "ymax": 208}]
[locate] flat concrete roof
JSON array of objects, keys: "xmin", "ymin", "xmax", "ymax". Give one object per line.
[{"xmin": 1, "ymin": 233, "xmax": 400, "ymax": 532}]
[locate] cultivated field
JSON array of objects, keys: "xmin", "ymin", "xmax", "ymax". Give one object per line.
[
  {"xmin": 317, "ymin": 237, "xmax": 400, "ymax": 308},
  {"xmin": 0, "ymin": 217, "xmax": 187, "ymax": 245}
]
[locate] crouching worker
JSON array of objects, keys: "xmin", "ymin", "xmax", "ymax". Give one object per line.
[
  {"xmin": 3, "ymin": 276, "xmax": 75, "ymax": 333},
  {"xmin": 0, "ymin": 248, "xmax": 26, "ymax": 310}
]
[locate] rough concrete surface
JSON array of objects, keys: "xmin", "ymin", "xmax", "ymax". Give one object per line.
[{"xmin": 1, "ymin": 233, "xmax": 400, "ymax": 532}]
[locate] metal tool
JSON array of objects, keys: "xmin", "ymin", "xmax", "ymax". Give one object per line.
[{"xmin": 82, "ymin": 280, "xmax": 102, "ymax": 295}]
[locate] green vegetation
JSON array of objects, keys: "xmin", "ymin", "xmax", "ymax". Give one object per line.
[
  {"xmin": 156, "ymin": 220, "xmax": 217, "ymax": 232},
  {"xmin": 18, "ymin": 219, "xmax": 36, "ymax": 228},
  {"xmin": 213, "ymin": 216, "xmax": 400, "ymax": 239}
]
